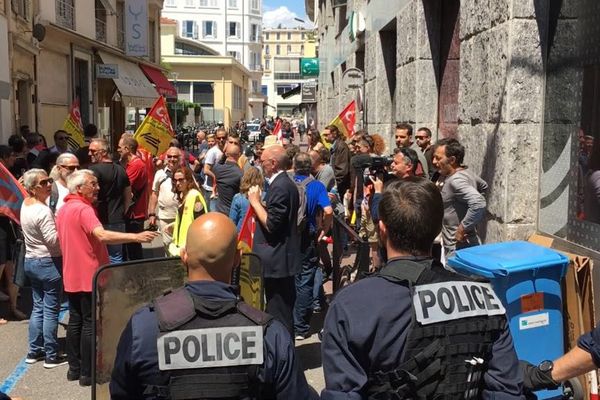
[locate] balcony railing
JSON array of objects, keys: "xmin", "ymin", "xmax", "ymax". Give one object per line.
[
  {"xmin": 96, "ymin": 18, "xmax": 106, "ymax": 42},
  {"xmin": 55, "ymin": 0, "xmax": 75, "ymax": 30},
  {"xmin": 250, "ymin": 64, "xmax": 263, "ymax": 72},
  {"xmin": 274, "ymin": 72, "xmax": 302, "ymax": 80}
]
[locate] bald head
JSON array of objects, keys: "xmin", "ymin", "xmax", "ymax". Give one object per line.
[
  {"xmin": 226, "ymin": 143, "xmax": 241, "ymax": 160},
  {"xmin": 181, "ymin": 213, "xmax": 239, "ymax": 283},
  {"xmin": 266, "ymin": 145, "xmax": 287, "ymax": 168}
]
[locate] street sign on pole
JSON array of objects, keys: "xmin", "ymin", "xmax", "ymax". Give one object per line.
[
  {"xmin": 301, "ymin": 82, "xmax": 317, "ymax": 103},
  {"xmin": 300, "ymin": 58, "xmax": 319, "ymax": 77}
]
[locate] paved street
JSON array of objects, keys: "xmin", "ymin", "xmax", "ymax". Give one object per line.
[{"xmin": 0, "ymin": 234, "xmax": 332, "ymax": 399}]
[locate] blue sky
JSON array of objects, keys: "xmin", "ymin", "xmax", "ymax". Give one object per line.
[{"xmin": 262, "ymin": 0, "xmax": 311, "ymax": 28}]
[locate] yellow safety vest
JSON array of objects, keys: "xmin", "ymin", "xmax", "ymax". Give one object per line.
[{"xmin": 168, "ymin": 188, "xmax": 207, "ymax": 257}]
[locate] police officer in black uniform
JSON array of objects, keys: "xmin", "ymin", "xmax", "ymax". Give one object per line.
[
  {"xmin": 110, "ymin": 212, "xmax": 318, "ymax": 399},
  {"xmin": 321, "ymin": 177, "xmax": 525, "ymax": 399}
]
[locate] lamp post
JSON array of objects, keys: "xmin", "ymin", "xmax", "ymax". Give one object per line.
[{"xmin": 170, "ymin": 72, "xmax": 179, "ymax": 130}]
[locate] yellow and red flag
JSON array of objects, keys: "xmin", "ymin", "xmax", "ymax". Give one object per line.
[
  {"xmin": 322, "ymin": 100, "xmax": 356, "ymax": 149},
  {"xmin": 0, "ymin": 163, "xmax": 27, "ymax": 224},
  {"xmin": 133, "ymin": 97, "xmax": 175, "ymax": 157},
  {"xmin": 237, "ymin": 206, "xmax": 256, "ymax": 253},
  {"xmin": 61, "ymin": 98, "xmax": 85, "ymax": 149},
  {"xmin": 272, "ymin": 119, "xmax": 282, "ymax": 142}
]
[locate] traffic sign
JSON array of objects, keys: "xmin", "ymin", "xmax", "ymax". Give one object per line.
[{"xmin": 300, "ymin": 58, "xmax": 319, "ymax": 77}]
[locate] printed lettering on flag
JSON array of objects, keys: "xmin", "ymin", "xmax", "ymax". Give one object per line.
[
  {"xmin": 0, "ymin": 163, "xmax": 27, "ymax": 224},
  {"xmin": 61, "ymin": 98, "xmax": 85, "ymax": 149},
  {"xmin": 134, "ymin": 97, "xmax": 175, "ymax": 157},
  {"xmin": 322, "ymin": 100, "xmax": 356, "ymax": 149}
]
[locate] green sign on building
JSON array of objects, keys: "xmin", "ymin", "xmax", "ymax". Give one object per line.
[{"xmin": 300, "ymin": 58, "xmax": 319, "ymax": 77}]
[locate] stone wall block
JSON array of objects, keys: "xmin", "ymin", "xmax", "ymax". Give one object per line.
[
  {"xmin": 486, "ymin": 25, "xmax": 509, "ymax": 123},
  {"xmin": 489, "ymin": 0, "xmax": 509, "ymax": 28},
  {"xmin": 507, "ymin": 20, "xmax": 544, "ymax": 123},
  {"xmin": 458, "ymin": 35, "xmax": 488, "ymax": 123},
  {"xmin": 415, "ymin": 59, "xmax": 438, "ymax": 124},
  {"xmin": 396, "ymin": 62, "xmax": 417, "ymax": 123},
  {"xmin": 365, "ymin": 79, "xmax": 378, "ymax": 124},
  {"xmin": 416, "ymin": 0, "xmax": 439, "ymax": 61},
  {"xmin": 397, "ymin": 1, "xmax": 416, "ymax": 66},
  {"xmin": 512, "ymin": 0, "xmax": 546, "ymax": 19},
  {"xmin": 365, "ymin": 35, "xmax": 379, "ymax": 81},
  {"xmin": 459, "ymin": 0, "xmax": 490, "ymax": 40}
]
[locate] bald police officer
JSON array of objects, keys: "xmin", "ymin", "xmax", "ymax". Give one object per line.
[
  {"xmin": 110, "ymin": 213, "xmax": 317, "ymax": 400},
  {"xmin": 321, "ymin": 177, "xmax": 524, "ymax": 399}
]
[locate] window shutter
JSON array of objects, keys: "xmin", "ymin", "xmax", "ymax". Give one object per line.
[
  {"xmin": 213, "ymin": 21, "xmax": 217, "ymax": 38},
  {"xmin": 202, "ymin": 21, "xmax": 206, "ymax": 37},
  {"xmin": 193, "ymin": 21, "xmax": 199, "ymax": 39}
]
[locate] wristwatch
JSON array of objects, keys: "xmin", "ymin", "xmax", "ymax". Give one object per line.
[
  {"xmin": 538, "ymin": 360, "xmax": 554, "ymax": 373},
  {"xmin": 148, "ymin": 213, "xmax": 156, "ymax": 217}
]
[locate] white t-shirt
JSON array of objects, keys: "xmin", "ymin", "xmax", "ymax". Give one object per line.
[
  {"xmin": 203, "ymin": 146, "xmax": 223, "ymax": 191},
  {"xmin": 53, "ymin": 181, "xmax": 70, "ymax": 213},
  {"xmin": 20, "ymin": 202, "xmax": 61, "ymax": 258},
  {"xmin": 153, "ymin": 168, "xmax": 179, "ymax": 220}
]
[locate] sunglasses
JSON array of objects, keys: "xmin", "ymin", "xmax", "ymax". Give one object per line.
[
  {"xmin": 61, "ymin": 165, "xmax": 78, "ymax": 171},
  {"xmin": 167, "ymin": 155, "xmax": 180, "ymax": 159},
  {"xmin": 38, "ymin": 178, "xmax": 53, "ymax": 186},
  {"xmin": 173, "ymin": 178, "xmax": 186, "ymax": 183}
]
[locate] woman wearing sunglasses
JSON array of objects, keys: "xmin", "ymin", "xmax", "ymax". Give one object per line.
[
  {"xmin": 20, "ymin": 169, "xmax": 67, "ymax": 368},
  {"xmin": 167, "ymin": 167, "xmax": 207, "ymax": 257}
]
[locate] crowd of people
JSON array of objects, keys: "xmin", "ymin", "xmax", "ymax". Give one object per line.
[{"xmin": 0, "ymin": 118, "xmax": 498, "ymax": 398}]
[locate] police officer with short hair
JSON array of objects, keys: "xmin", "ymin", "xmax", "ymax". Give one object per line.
[
  {"xmin": 321, "ymin": 177, "xmax": 525, "ymax": 399},
  {"xmin": 110, "ymin": 212, "xmax": 318, "ymax": 400}
]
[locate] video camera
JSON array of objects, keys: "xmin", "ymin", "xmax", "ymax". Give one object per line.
[{"xmin": 351, "ymin": 154, "xmax": 394, "ymax": 183}]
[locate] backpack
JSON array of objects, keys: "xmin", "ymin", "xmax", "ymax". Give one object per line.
[{"xmin": 296, "ymin": 176, "xmax": 314, "ymax": 233}]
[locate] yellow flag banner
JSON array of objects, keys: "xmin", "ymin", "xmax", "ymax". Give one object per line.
[
  {"xmin": 321, "ymin": 100, "xmax": 356, "ymax": 149},
  {"xmin": 61, "ymin": 98, "xmax": 85, "ymax": 149},
  {"xmin": 133, "ymin": 96, "xmax": 175, "ymax": 157}
]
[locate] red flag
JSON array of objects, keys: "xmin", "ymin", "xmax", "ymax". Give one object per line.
[
  {"xmin": 330, "ymin": 100, "xmax": 356, "ymax": 138},
  {"xmin": 0, "ymin": 163, "xmax": 27, "ymax": 224},
  {"xmin": 137, "ymin": 148, "xmax": 155, "ymax": 193},
  {"xmin": 272, "ymin": 119, "xmax": 282, "ymax": 142},
  {"xmin": 237, "ymin": 206, "xmax": 256, "ymax": 252}
]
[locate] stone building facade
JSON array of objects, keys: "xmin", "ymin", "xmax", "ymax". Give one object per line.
[{"xmin": 312, "ymin": 0, "xmax": 600, "ymax": 256}]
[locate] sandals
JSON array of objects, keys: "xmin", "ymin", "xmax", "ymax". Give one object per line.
[{"xmin": 0, "ymin": 318, "xmax": 7, "ymax": 325}]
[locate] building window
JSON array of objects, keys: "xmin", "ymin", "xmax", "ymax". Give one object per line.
[
  {"xmin": 251, "ymin": 0, "xmax": 259, "ymax": 12},
  {"xmin": 228, "ymin": 51, "xmax": 240, "ymax": 61},
  {"xmin": 203, "ymin": 21, "xmax": 216, "ymax": 38},
  {"xmin": 56, "ymin": 0, "xmax": 75, "ymax": 29},
  {"xmin": 199, "ymin": 0, "xmax": 217, "ymax": 6},
  {"xmin": 300, "ymin": 44, "xmax": 304, "ymax": 55},
  {"xmin": 184, "ymin": 0, "xmax": 195, "ymax": 7},
  {"xmin": 261, "ymin": 85, "xmax": 268, "ymax": 96},
  {"xmin": 287, "ymin": 32, "xmax": 291, "ymax": 40},
  {"xmin": 287, "ymin": 45, "xmax": 291, "ymax": 54},
  {"xmin": 276, "ymin": 32, "xmax": 280, "ymax": 40},
  {"xmin": 229, "ymin": 21, "xmax": 240, "ymax": 38},
  {"xmin": 233, "ymin": 85, "xmax": 243, "ymax": 110},
  {"xmin": 250, "ymin": 24, "xmax": 259, "ymax": 42},
  {"xmin": 265, "ymin": 59, "xmax": 270, "ymax": 70},
  {"xmin": 276, "ymin": 45, "xmax": 280, "ymax": 55},
  {"xmin": 266, "ymin": 32, "xmax": 270, "ymax": 40},
  {"xmin": 182, "ymin": 20, "xmax": 198, "ymax": 39},
  {"xmin": 13, "ymin": 0, "xmax": 30, "ymax": 20},
  {"xmin": 265, "ymin": 44, "xmax": 270, "ymax": 55},
  {"xmin": 228, "ymin": 0, "xmax": 238, "ymax": 7}
]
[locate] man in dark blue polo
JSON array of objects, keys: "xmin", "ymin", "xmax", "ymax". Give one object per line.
[{"xmin": 292, "ymin": 152, "xmax": 333, "ymax": 340}]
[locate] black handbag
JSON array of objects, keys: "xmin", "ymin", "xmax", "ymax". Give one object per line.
[{"xmin": 11, "ymin": 223, "xmax": 30, "ymax": 288}]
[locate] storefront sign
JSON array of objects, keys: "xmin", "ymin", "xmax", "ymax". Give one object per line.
[
  {"xmin": 300, "ymin": 58, "xmax": 319, "ymax": 77},
  {"xmin": 301, "ymin": 82, "xmax": 317, "ymax": 103},
  {"xmin": 125, "ymin": 0, "xmax": 148, "ymax": 57},
  {"xmin": 96, "ymin": 64, "xmax": 119, "ymax": 79}
]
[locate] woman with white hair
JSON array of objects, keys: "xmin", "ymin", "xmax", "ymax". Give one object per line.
[{"xmin": 20, "ymin": 168, "xmax": 67, "ymax": 368}]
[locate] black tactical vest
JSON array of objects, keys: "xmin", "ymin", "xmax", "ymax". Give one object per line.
[
  {"xmin": 366, "ymin": 257, "xmax": 508, "ymax": 400},
  {"xmin": 144, "ymin": 288, "xmax": 274, "ymax": 400}
]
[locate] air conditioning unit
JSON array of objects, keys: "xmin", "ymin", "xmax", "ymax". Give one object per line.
[{"xmin": 332, "ymin": 0, "xmax": 347, "ymax": 8}]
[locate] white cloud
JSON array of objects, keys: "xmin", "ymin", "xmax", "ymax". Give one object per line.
[{"xmin": 262, "ymin": 6, "xmax": 312, "ymax": 29}]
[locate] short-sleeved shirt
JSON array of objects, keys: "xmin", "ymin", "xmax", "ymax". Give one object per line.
[
  {"xmin": 90, "ymin": 162, "xmax": 131, "ymax": 224},
  {"xmin": 213, "ymin": 160, "xmax": 243, "ymax": 215},
  {"xmin": 56, "ymin": 197, "xmax": 109, "ymax": 293},
  {"xmin": 293, "ymin": 174, "xmax": 331, "ymax": 234},
  {"xmin": 152, "ymin": 168, "xmax": 178, "ymax": 220},
  {"xmin": 203, "ymin": 146, "xmax": 223, "ymax": 191},
  {"xmin": 125, "ymin": 157, "xmax": 149, "ymax": 220}
]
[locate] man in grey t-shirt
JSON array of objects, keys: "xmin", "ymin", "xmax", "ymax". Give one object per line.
[
  {"xmin": 433, "ymin": 138, "xmax": 488, "ymax": 255},
  {"xmin": 310, "ymin": 148, "xmax": 336, "ymax": 191}
]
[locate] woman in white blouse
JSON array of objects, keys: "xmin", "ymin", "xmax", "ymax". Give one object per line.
[{"xmin": 20, "ymin": 169, "xmax": 67, "ymax": 368}]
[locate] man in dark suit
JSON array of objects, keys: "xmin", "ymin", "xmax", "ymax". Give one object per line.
[{"xmin": 248, "ymin": 145, "xmax": 300, "ymax": 335}]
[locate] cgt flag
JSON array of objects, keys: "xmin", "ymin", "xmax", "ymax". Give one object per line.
[
  {"xmin": 61, "ymin": 98, "xmax": 85, "ymax": 149},
  {"xmin": 237, "ymin": 206, "xmax": 256, "ymax": 253},
  {"xmin": 322, "ymin": 100, "xmax": 356, "ymax": 149},
  {"xmin": 272, "ymin": 119, "xmax": 282, "ymax": 142},
  {"xmin": 133, "ymin": 96, "xmax": 175, "ymax": 157},
  {"xmin": 0, "ymin": 163, "xmax": 27, "ymax": 224}
]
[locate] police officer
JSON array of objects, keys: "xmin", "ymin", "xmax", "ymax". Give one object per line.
[
  {"xmin": 521, "ymin": 325, "xmax": 600, "ymax": 392},
  {"xmin": 321, "ymin": 177, "xmax": 525, "ymax": 399},
  {"xmin": 110, "ymin": 212, "xmax": 318, "ymax": 399}
]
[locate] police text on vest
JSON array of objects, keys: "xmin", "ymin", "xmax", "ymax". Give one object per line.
[
  {"xmin": 157, "ymin": 326, "xmax": 264, "ymax": 370},
  {"xmin": 413, "ymin": 282, "xmax": 505, "ymax": 325}
]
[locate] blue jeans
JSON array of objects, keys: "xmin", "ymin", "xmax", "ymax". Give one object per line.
[
  {"xmin": 312, "ymin": 266, "xmax": 325, "ymax": 310},
  {"xmin": 104, "ymin": 223, "xmax": 125, "ymax": 264},
  {"xmin": 294, "ymin": 240, "xmax": 318, "ymax": 336},
  {"xmin": 24, "ymin": 257, "xmax": 63, "ymax": 358}
]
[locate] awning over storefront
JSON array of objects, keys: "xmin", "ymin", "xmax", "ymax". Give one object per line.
[
  {"xmin": 139, "ymin": 64, "xmax": 177, "ymax": 99},
  {"xmin": 98, "ymin": 52, "xmax": 158, "ymax": 108}
]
